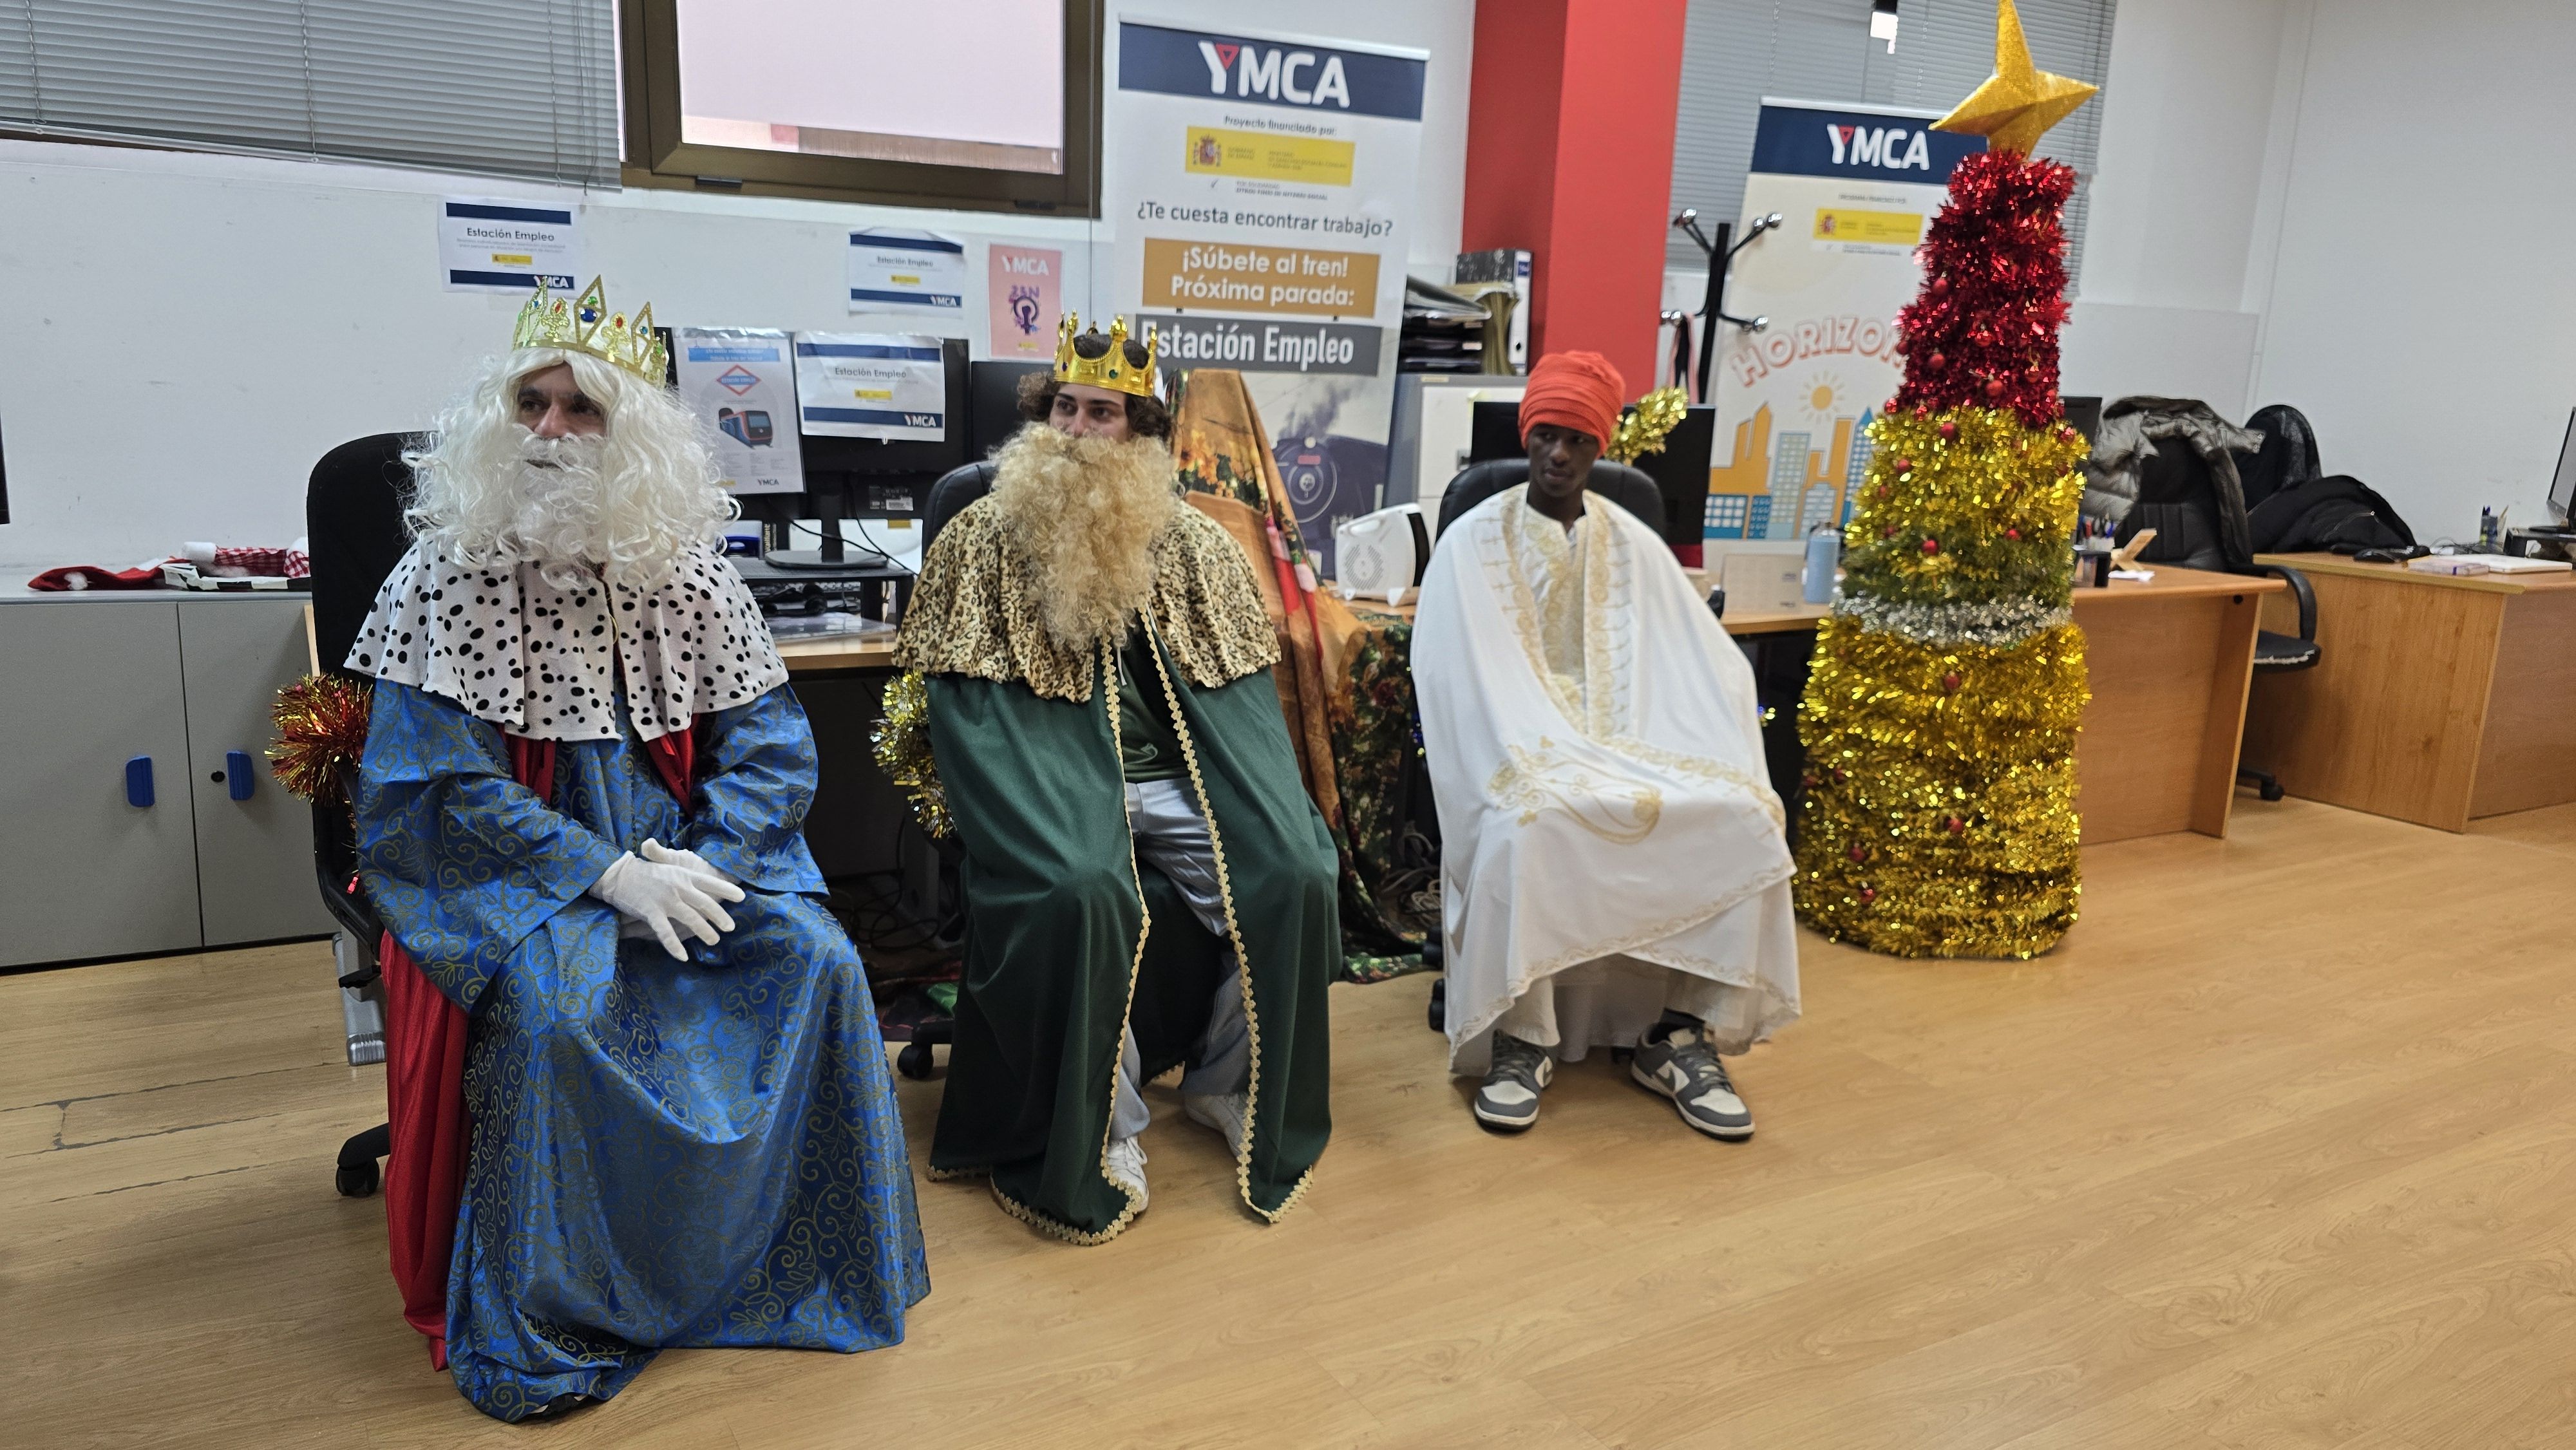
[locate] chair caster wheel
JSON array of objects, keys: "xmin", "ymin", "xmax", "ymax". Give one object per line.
[
  {"xmin": 1611, "ymin": 1047, "xmax": 1636, "ymax": 1066},
  {"xmin": 1427, "ymin": 978, "xmax": 1446, "ymax": 1033},
  {"xmin": 336, "ymin": 1160, "xmax": 379, "ymax": 1198},
  {"xmin": 2260, "ymin": 782, "xmax": 2285, "ymax": 802},
  {"xmin": 896, "ymin": 1040, "xmax": 935, "ymax": 1080}
]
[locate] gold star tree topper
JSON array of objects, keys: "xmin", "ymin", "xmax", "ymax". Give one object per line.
[{"xmin": 1932, "ymin": 0, "xmax": 2099, "ymax": 157}]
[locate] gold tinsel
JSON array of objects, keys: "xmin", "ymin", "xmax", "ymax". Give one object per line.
[
  {"xmin": 871, "ymin": 669, "xmax": 953, "ymax": 839},
  {"xmin": 1794, "ymin": 405, "xmax": 2090, "ymax": 959},
  {"xmin": 1605, "ymin": 386, "xmax": 1689, "ymax": 465},
  {"xmin": 269, "ymin": 673, "xmax": 372, "ymax": 806}
]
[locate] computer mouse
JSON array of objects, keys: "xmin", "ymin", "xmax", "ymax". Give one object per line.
[{"xmin": 2353, "ymin": 548, "xmax": 2398, "ymax": 563}]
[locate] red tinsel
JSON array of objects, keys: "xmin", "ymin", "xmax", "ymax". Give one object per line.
[
  {"xmin": 270, "ymin": 672, "xmax": 374, "ymax": 805},
  {"xmin": 1891, "ymin": 151, "xmax": 2078, "ymax": 428}
]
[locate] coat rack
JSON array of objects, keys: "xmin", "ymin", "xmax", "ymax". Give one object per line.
[{"xmin": 1672, "ymin": 208, "xmax": 1781, "ymax": 403}]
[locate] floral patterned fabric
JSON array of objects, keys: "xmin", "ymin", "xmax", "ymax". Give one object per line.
[{"xmin": 355, "ymin": 679, "xmax": 929, "ymax": 1420}]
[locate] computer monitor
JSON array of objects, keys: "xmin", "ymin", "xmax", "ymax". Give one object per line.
[
  {"xmin": 758, "ymin": 337, "xmax": 969, "ymax": 569},
  {"xmin": 2550, "ymin": 407, "xmax": 2576, "ymax": 525},
  {"xmin": 969, "ymin": 360, "xmax": 1050, "ymax": 461}
]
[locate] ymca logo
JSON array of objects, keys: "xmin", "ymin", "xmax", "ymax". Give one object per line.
[
  {"xmin": 1197, "ymin": 40, "xmax": 1352, "ymax": 108},
  {"xmin": 1825, "ymin": 124, "xmax": 1933, "ymax": 171}
]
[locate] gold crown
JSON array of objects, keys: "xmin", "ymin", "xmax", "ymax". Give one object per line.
[
  {"xmin": 1053, "ymin": 312, "xmax": 1158, "ymax": 398},
  {"xmin": 513, "ymin": 276, "xmax": 668, "ymax": 382}
]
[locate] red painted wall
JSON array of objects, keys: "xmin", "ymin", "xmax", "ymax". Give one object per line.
[{"xmin": 1462, "ymin": 0, "xmax": 1688, "ymax": 395}]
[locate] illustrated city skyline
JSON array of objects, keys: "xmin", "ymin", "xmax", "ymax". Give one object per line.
[{"xmin": 1701, "ymin": 400, "xmax": 1876, "ymax": 541}]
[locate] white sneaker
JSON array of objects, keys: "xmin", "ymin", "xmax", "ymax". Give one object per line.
[
  {"xmin": 1183, "ymin": 1091, "xmax": 1251, "ymax": 1157},
  {"xmin": 1103, "ymin": 1136, "xmax": 1148, "ymax": 1212}
]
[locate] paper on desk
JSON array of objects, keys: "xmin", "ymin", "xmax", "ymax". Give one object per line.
[{"xmin": 2111, "ymin": 569, "xmax": 2154, "ymax": 581}]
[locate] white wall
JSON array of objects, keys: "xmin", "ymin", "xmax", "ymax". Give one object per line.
[
  {"xmin": 0, "ymin": 0, "xmax": 1474, "ymax": 569},
  {"xmin": 2249, "ymin": 0, "xmax": 2576, "ymax": 538},
  {"xmin": 2058, "ymin": 0, "xmax": 2287, "ymax": 411}
]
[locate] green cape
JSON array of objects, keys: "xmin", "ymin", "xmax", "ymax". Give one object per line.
[{"xmin": 925, "ymin": 626, "xmax": 1339, "ymax": 1242}]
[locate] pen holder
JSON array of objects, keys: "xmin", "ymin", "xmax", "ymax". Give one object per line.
[{"xmin": 2073, "ymin": 545, "xmax": 2112, "ymax": 588}]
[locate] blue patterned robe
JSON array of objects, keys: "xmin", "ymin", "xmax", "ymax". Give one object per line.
[{"xmin": 355, "ymin": 679, "xmax": 929, "ymax": 1420}]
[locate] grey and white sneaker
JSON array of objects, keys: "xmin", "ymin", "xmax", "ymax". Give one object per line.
[
  {"xmin": 1473, "ymin": 1033, "xmax": 1555, "ymax": 1132},
  {"xmin": 1184, "ymin": 1091, "xmax": 1251, "ymax": 1158},
  {"xmin": 1103, "ymin": 1135, "xmax": 1149, "ymax": 1211},
  {"xmin": 1630, "ymin": 1024, "xmax": 1754, "ymax": 1140}
]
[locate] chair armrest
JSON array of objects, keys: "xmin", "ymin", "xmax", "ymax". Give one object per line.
[{"xmin": 2241, "ymin": 562, "xmax": 2316, "ymax": 641}]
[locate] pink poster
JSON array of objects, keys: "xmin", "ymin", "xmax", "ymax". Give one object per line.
[{"xmin": 987, "ymin": 244, "xmax": 1062, "ymax": 359}]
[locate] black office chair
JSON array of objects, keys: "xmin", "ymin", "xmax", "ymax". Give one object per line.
[
  {"xmin": 924, "ymin": 460, "xmax": 999, "ymax": 551},
  {"xmin": 306, "ymin": 433, "xmax": 415, "ymax": 1196},
  {"xmin": 1432, "ymin": 458, "xmax": 1667, "ymax": 539}
]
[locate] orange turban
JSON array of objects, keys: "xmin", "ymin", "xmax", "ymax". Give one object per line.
[{"xmin": 1518, "ymin": 351, "xmax": 1627, "ymax": 447}]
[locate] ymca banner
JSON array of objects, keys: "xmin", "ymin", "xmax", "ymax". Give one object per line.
[
  {"xmin": 1106, "ymin": 17, "xmax": 1427, "ymax": 577},
  {"xmin": 1704, "ymin": 101, "xmax": 1982, "ymax": 548}
]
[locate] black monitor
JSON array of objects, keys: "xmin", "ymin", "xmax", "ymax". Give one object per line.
[
  {"xmin": 2061, "ymin": 395, "xmax": 2104, "ymax": 448},
  {"xmin": 1627, "ymin": 405, "xmax": 1717, "ymax": 547},
  {"xmin": 969, "ymin": 360, "xmax": 1049, "ymax": 461},
  {"xmin": 752, "ymin": 336, "xmax": 967, "ymax": 569},
  {"xmin": 1469, "ymin": 399, "xmax": 1524, "ymax": 465},
  {"xmin": 2551, "ymin": 407, "xmax": 2576, "ymax": 525}
]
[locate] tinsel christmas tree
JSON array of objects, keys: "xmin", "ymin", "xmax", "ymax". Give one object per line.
[{"xmin": 1794, "ymin": 0, "xmax": 2099, "ymax": 959}]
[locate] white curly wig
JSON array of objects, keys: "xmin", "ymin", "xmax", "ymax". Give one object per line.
[{"xmin": 402, "ymin": 348, "xmax": 737, "ymax": 587}]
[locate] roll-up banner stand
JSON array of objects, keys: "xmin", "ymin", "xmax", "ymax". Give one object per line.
[
  {"xmin": 1703, "ymin": 100, "xmax": 1983, "ymax": 564},
  {"xmin": 1108, "ymin": 17, "xmax": 1427, "ymax": 578}
]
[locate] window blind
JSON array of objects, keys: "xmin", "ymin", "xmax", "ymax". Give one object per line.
[
  {"xmin": 1669, "ymin": 0, "xmax": 2117, "ymax": 284},
  {"xmin": 0, "ymin": 0, "xmax": 619, "ymax": 187}
]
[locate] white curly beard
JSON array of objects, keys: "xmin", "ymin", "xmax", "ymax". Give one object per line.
[{"xmin": 988, "ymin": 424, "xmax": 1181, "ymax": 654}]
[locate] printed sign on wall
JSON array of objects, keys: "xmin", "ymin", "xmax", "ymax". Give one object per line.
[
  {"xmin": 676, "ymin": 328, "xmax": 803, "ymax": 495},
  {"xmin": 439, "ymin": 197, "xmax": 581, "ymax": 292},
  {"xmin": 1703, "ymin": 102, "xmax": 1983, "ymax": 549},
  {"xmin": 792, "ymin": 333, "xmax": 947, "ymax": 442},
  {"xmin": 987, "ymin": 243, "xmax": 1063, "ymax": 359},
  {"xmin": 847, "ymin": 229, "xmax": 967, "ymax": 312}
]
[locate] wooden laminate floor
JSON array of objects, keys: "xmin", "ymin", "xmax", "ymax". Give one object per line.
[{"xmin": 6, "ymin": 798, "xmax": 2576, "ymax": 1449}]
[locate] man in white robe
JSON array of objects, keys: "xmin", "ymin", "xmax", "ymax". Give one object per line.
[{"xmin": 1413, "ymin": 351, "xmax": 1799, "ymax": 1138}]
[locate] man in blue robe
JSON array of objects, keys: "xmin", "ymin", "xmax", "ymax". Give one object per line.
[{"xmin": 344, "ymin": 279, "xmax": 927, "ymax": 1420}]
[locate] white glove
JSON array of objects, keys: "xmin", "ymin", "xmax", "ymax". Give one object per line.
[
  {"xmin": 589, "ymin": 839, "xmax": 744, "ymax": 960},
  {"xmin": 639, "ymin": 838, "xmax": 735, "ymax": 884}
]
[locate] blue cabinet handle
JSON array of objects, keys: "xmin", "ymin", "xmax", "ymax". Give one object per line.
[
  {"xmin": 227, "ymin": 749, "xmax": 256, "ymax": 802},
  {"xmin": 126, "ymin": 756, "xmax": 155, "ymax": 808}
]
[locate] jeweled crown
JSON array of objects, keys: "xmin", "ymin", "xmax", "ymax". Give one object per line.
[
  {"xmin": 1052, "ymin": 312, "xmax": 1159, "ymax": 399},
  {"xmin": 513, "ymin": 276, "xmax": 668, "ymax": 383}
]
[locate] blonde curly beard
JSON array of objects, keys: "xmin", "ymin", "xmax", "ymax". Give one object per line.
[{"xmin": 988, "ymin": 423, "xmax": 1180, "ymax": 653}]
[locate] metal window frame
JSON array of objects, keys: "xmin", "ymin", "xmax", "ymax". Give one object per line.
[{"xmin": 618, "ymin": 0, "xmax": 1103, "ymax": 217}]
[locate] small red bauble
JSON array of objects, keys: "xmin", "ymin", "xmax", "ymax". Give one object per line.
[
  {"xmin": 1848, "ymin": 843, "xmax": 1869, "ymax": 863},
  {"xmin": 1941, "ymin": 672, "xmax": 1962, "ymax": 693},
  {"xmin": 1801, "ymin": 773, "xmax": 1818, "ymax": 789},
  {"xmin": 1895, "ymin": 457, "xmax": 1914, "ymax": 474},
  {"xmin": 1920, "ymin": 538, "xmax": 1940, "ymax": 555},
  {"xmin": 1930, "ymin": 276, "xmax": 1949, "ymax": 296},
  {"xmin": 1946, "ymin": 816, "xmax": 1965, "ymax": 836},
  {"xmin": 1984, "ymin": 377, "xmax": 2006, "ymax": 399},
  {"xmin": 2005, "ymin": 527, "xmax": 2021, "ymax": 541},
  {"xmin": 1928, "ymin": 351, "xmax": 1947, "ymax": 370},
  {"xmin": 1858, "ymin": 887, "xmax": 1877, "ymax": 904},
  {"xmin": 1937, "ymin": 420, "xmax": 1958, "ymax": 440}
]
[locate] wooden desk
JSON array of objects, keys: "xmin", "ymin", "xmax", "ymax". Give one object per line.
[
  {"xmin": 775, "ymin": 632, "xmax": 898, "ymax": 674},
  {"xmin": 1348, "ymin": 567, "xmax": 2280, "ymax": 847},
  {"xmin": 2242, "ymin": 552, "xmax": 2576, "ymax": 832}
]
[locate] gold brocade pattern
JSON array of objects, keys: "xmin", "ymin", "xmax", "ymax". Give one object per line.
[
  {"xmin": 1486, "ymin": 487, "xmax": 1633, "ymax": 740},
  {"xmin": 1486, "ymin": 739, "xmax": 1663, "ymax": 843},
  {"xmin": 895, "ymin": 498, "xmax": 1278, "ymax": 702}
]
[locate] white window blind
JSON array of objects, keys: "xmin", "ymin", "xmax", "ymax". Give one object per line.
[
  {"xmin": 0, "ymin": 0, "xmax": 619, "ymax": 187},
  {"xmin": 1669, "ymin": 0, "xmax": 2117, "ymax": 283}
]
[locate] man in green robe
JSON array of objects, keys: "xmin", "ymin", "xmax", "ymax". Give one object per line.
[{"xmin": 895, "ymin": 318, "xmax": 1339, "ymax": 1243}]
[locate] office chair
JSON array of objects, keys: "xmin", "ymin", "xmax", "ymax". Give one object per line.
[
  {"xmin": 305, "ymin": 433, "xmax": 415, "ymax": 1196},
  {"xmin": 1432, "ymin": 458, "xmax": 1667, "ymax": 539}
]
